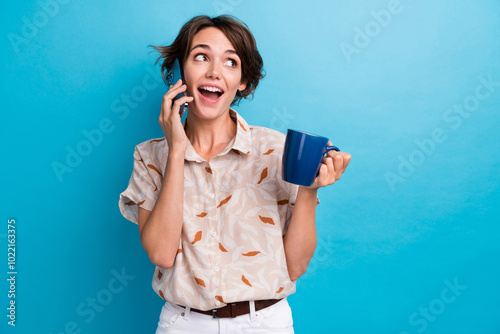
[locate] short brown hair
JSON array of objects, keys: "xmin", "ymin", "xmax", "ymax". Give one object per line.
[{"xmin": 149, "ymin": 15, "xmax": 264, "ymax": 105}]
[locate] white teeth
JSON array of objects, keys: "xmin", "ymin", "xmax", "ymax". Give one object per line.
[{"xmin": 200, "ymin": 86, "xmax": 223, "ymax": 93}]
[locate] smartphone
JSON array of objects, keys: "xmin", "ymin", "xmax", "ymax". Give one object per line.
[{"xmin": 163, "ymin": 58, "xmax": 188, "ymax": 118}]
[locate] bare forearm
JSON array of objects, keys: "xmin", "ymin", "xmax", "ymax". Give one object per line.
[
  {"xmin": 283, "ymin": 186, "xmax": 318, "ymax": 281},
  {"xmin": 140, "ymin": 150, "xmax": 184, "ymax": 268}
]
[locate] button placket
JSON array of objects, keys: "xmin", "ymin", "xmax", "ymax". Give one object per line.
[
  {"xmin": 207, "ymin": 162, "xmax": 216, "ymax": 200},
  {"xmin": 206, "ymin": 163, "xmax": 217, "ymax": 295},
  {"xmin": 207, "ymin": 162, "xmax": 222, "ymax": 308}
]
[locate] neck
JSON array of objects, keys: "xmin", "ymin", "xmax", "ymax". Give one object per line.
[{"xmin": 185, "ymin": 109, "xmax": 237, "ymax": 161}]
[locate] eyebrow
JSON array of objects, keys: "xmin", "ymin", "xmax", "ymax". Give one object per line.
[{"xmin": 190, "ymin": 44, "xmax": 238, "ymax": 56}]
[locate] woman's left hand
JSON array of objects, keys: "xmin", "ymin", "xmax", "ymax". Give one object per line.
[{"xmin": 309, "ymin": 142, "xmax": 351, "ymax": 189}]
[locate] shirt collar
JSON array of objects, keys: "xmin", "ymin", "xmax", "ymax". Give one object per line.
[
  {"xmin": 228, "ymin": 108, "xmax": 252, "ymax": 156},
  {"xmin": 183, "ymin": 108, "xmax": 252, "ymax": 163}
]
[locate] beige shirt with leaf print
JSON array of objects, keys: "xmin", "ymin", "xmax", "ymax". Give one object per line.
[{"xmin": 119, "ymin": 109, "xmax": 302, "ymax": 311}]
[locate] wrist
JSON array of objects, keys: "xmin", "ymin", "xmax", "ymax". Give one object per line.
[
  {"xmin": 167, "ymin": 148, "xmax": 185, "ymax": 161},
  {"xmin": 297, "ymin": 186, "xmax": 318, "ymax": 200}
]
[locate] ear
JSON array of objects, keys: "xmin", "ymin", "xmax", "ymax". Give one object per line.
[{"xmin": 238, "ymin": 81, "xmax": 247, "ymax": 92}]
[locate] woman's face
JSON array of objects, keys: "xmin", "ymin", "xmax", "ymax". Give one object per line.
[{"xmin": 183, "ymin": 27, "xmax": 247, "ymax": 120}]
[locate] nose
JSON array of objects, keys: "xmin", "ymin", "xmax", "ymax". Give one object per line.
[{"xmin": 206, "ymin": 61, "xmax": 221, "ymax": 80}]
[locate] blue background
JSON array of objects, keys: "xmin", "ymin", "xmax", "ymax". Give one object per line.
[{"xmin": 2, "ymin": 0, "xmax": 499, "ymax": 333}]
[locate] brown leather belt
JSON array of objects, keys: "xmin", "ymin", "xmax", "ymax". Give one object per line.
[{"xmin": 187, "ymin": 299, "xmax": 281, "ymax": 318}]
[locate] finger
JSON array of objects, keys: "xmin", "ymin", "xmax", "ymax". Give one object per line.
[
  {"xmin": 322, "ymin": 156, "xmax": 335, "ymax": 183},
  {"xmin": 170, "ymin": 78, "xmax": 182, "ymax": 88},
  {"xmin": 327, "ymin": 140, "xmax": 351, "ymax": 174},
  {"xmin": 314, "ymin": 163, "xmax": 329, "ymax": 188},
  {"xmin": 161, "ymin": 93, "xmax": 173, "ymax": 120},
  {"xmin": 326, "ymin": 141, "xmax": 339, "ymax": 158},
  {"xmin": 161, "ymin": 84, "xmax": 188, "ymax": 118},
  {"xmin": 165, "ymin": 82, "xmax": 187, "ymax": 99},
  {"xmin": 170, "ymin": 95, "xmax": 194, "ymax": 117},
  {"xmin": 332, "ymin": 152, "xmax": 343, "ymax": 180},
  {"xmin": 341, "ymin": 152, "xmax": 351, "ymax": 172},
  {"xmin": 159, "ymin": 95, "xmax": 193, "ymax": 128},
  {"xmin": 173, "ymin": 94, "xmax": 194, "ymax": 106},
  {"xmin": 163, "ymin": 82, "xmax": 187, "ymax": 105}
]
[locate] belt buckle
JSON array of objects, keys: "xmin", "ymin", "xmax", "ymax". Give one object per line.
[{"xmin": 212, "ymin": 309, "xmax": 217, "ymax": 319}]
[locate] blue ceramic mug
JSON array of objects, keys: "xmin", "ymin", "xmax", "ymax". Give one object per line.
[{"xmin": 282, "ymin": 129, "xmax": 340, "ymax": 187}]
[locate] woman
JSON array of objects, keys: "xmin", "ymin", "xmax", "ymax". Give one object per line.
[{"xmin": 119, "ymin": 15, "xmax": 351, "ymax": 333}]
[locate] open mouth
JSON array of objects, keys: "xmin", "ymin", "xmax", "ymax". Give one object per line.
[{"xmin": 198, "ymin": 85, "xmax": 224, "ymax": 102}]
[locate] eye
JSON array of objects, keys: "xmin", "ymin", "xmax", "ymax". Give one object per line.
[
  {"xmin": 194, "ymin": 53, "xmax": 207, "ymax": 62},
  {"xmin": 224, "ymin": 58, "xmax": 237, "ymax": 68}
]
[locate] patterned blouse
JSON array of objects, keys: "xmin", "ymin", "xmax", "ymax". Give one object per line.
[{"xmin": 119, "ymin": 109, "xmax": 300, "ymax": 311}]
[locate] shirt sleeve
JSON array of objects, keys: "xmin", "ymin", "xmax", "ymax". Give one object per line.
[
  {"xmin": 118, "ymin": 146, "xmax": 158, "ymax": 225},
  {"xmin": 283, "ymin": 182, "xmax": 299, "ymax": 236}
]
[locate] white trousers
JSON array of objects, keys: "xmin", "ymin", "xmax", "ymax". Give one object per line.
[{"xmin": 155, "ymin": 298, "xmax": 294, "ymax": 334}]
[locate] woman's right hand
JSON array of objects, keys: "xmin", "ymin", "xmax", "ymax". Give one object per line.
[{"xmin": 159, "ymin": 79, "xmax": 194, "ymax": 154}]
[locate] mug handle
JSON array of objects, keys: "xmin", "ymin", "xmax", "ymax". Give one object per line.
[{"xmin": 326, "ymin": 145, "xmax": 340, "ymax": 153}]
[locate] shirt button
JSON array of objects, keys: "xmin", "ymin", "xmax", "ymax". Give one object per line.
[
  {"xmin": 211, "ymin": 231, "xmax": 217, "ymax": 238},
  {"xmin": 215, "ymin": 300, "xmax": 221, "ymax": 306},
  {"xmin": 213, "ymin": 266, "xmax": 219, "ymax": 272},
  {"xmin": 209, "ymin": 193, "xmax": 215, "ymax": 199}
]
